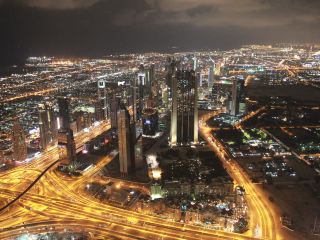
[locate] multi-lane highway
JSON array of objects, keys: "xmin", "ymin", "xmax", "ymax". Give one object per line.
[
  {"xmin": 199, "ymin": 112, "xmax": 282, "ymax": 240},
  {"xmin": 0, "ymin": 115, "xmax": 273, "ymax": 240}
]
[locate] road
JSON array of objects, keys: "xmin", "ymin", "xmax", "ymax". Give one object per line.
[
  {"xmin": 0, "ymin": 124, "xmax": 263, "ymax": 239},
  {"xmin": 199, "ymin": 112, "xmax": 282, "ymax": 240},
  {"xmin": 0, "ymin": 112, "xmax": 279, "ymax": 240}
]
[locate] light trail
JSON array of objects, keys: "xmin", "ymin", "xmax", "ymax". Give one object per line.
[{"xmin": 199, "ymin": 111, "xmax": 283, "ymax": 240}]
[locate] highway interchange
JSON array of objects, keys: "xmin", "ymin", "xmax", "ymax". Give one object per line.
[{"xmin": 0, "ymin": 113, "xmax": 282, "ymax": 240}]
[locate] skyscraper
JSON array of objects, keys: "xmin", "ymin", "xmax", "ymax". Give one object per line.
[
  {"xmin": 142, "ymin": 108, "xmax": 158, "ymax": 136},
  {"xmin": 193, "ymin": 56, "xmax": 198, "ymax": 70},
  {"xmin": 117, "ymin": 109, "xmax": 132, "ymax": 176},
  {"xmin": 110, "ymin": 93, "xmax": 120, "ymax": 128},
  {"xmin": 0, "ymin": 151, "xmax": 4, "ymax": 164},
  {"xmin": 208, "ymin": 65, "xmax": 215, "ymax": 92},
  {"xmin": 96, "ymin": 79, "xmax": 108, "ymax": 121},
  {"xmin": 231, "ymin": 78, "xmax": 240, "ymax": 116},
  {"xmin": 132, "ymin": 67, "xmax": 145, "ymax": 123},
  {"xmin": 57, "ymin": 96, "xmax": 71, "ymax": 131},
  {"xmin": 65, "ymin": 129, "xmax": 77, "ymax": 165},
  {"xmin": 11, "ymin": 122, "xmax": 27, "ymax": 162},
  {"xmin": 165, "ymin": 57, "xmax": 176, "ymax": 92},
  {"xmin": 170, "ymin": 70, "xmax": 198, "ymax": 145},
  {"xmin": 135, "ymin": 67, "xmax": 146, "ymax": 121},
  {"xmin": 38, "ymin": 103, "xmax": 57, "ymax": 151},
  {"xmin": 145, "ymin": 64, "xmax": 155, "ymax": 97}
]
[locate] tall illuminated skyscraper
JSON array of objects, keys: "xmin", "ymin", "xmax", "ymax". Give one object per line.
[
  {"xmin": 57, "ymin": 96, "xmax": 71, "ymax": 131},
  {"xmin": 193, "ymin": 56, "xmax": 198, "ymax": 70},
  {"xmin": 170, "ymin": 70, "xmax": 198, "ymax": 145},
  {"xmin": 165, "ymin": 57, "xmax": 176, "ymax": 92},
  {"xmin": 110, "ymin": 93, "xmax": 120, "ymax": 128},
  {"xmin": 117, "ymin": 108, "xmax": 132, "ymax": 176},
  {"xmin": 231, "ymin": 78, "xmax": 240, "ymax": 116},
  {"xmin": 11, "ymin": 122, "xmax": 27, "ymax": 162},
  {"xmin": 38, "ymin": 103, "xmax": 57, "ymax": 151},
  {"xmin": 96, "ymin": 79, "xmax": 108, "ymax": 121},
  {"xmin": 134, "ymin": 66, "xmax": 146, "ymax": 122},
  {"xmin": 57, "ymin": 96, "xmax": 77, "ymax": 165},
  {"xmin": 208, "ymin": 65, "xmax": 215, "ymax": 92},
  {"xmin": 0, "ymin": 151, "xmax": 4, "ymax": 164},
  {"xmin": 142, "ymin": 108, "xmax": 158, "ymax": 137},
  {"xmin": 65, "ymin": 129, "xmax": 77, "ymax": 165}
]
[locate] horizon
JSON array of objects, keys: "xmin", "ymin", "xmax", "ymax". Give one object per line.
[{"xmin": 1, "ymin": 0, "xmax": 320, "ymax": 67}]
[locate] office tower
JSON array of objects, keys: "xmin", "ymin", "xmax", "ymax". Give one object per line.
[
  {"xmin": 136, "ymin": 68, "xmax": 146, "ymax": 121},
  {"xmin": 117, "ymin": 109, "xmax": 132, "ymax": 175},
  {"xmin": 57, "ymin": 96, "xmax": 71, "ymax": 131},
  {"xmin": 170, "ymin": 70, "xmax": 198, "ymax": 145},
  {"xmin": 194, "ymin": 72, "xmax": 199, "ymax": 144},
  {"xmin": 215, "ymin": 62, "xmax": 222, "ymax": 76},
  {"xmin": 0, "ymin": 151, "xmax": 4, "ymax": 164},
  {"xmin": 65, "ymin": 129, "xmax": 76, "ymax": 165},
  {"xmin": 199, "ymin": 73, "xmax": 203, "ymax": 87},
  {"xmin": 110, "ymin": 93, "xmax": 120, "ymax": 128},
  {"xmin": 142, "ymin": 108, "xmax": 158, "ymax": 136},
  {"xmin": 11, "ymin": 122, "xmax": 27, "ymax": 162},
  {"xmin": 149, "ymin": 64, "xmax": 155, "ymax": 87},
  {"xmin": 97, "ymin": 79, "xmax": 108, "ymax": 121},
  {"xmin": 231, "ymin": 78, "xmax": 240, "ymax": 116},
  {"xmin": 133, "ymin": 68, "xmax": 145, "ymax": 123},
  {"xmin": 165, "ymin": 57, "xmax": 176, "ymax": 89},
  {"xmin": 144, "ymin": 64, "xmax": 155, "ymax": 97},
  {"xmin": 162, "ymin": 86, "xmax": 169, "ymax": 108},
  {"xmin": 193, "ymin": 56, "xmax": 198, "ymax": 70},
  {"xmin": 208, "ymin": 65, "xmax": 215, "ymax": 92},
  {"xmin": 38, "ymin": 103, "xmax": 57, "ymax": 151},
  {"xmin": 170, "ymin": 70, "xmax": 178, "ymax": 145}
]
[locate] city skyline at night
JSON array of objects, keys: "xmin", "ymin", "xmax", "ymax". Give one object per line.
[{"xmin": 0, "ymin": 1, "xmax": 320, "ymax": 240}]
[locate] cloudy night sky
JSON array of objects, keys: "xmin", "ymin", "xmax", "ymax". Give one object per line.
[{"xmin": 0, "ymin": 0, "xmax": 319, "ymax": 66}]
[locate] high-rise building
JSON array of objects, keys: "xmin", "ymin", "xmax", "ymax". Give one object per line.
[
  {"xmin": 231, "ymin": 78, "xmax": 240, "ymax": 116},
  {"xmin": 135, "ymin": 67, "xmax": 146, "ymax": 121},
  {"xmin": 132, "ymin": 67, "xmax": 145, "ymax": 123},
  {"xmin": 65, "ymin": 129, "xmax": 76, "ymax": 165},
  {"xmin": 199, "ymin": 73, "xmax": 204, "ymax": 87},
  {"xmin": 57, "ymin": 96, "xmax": 71, "ymax": 131},
  {"xmin": 11, "ymin": 122, "xmax": 27, "ymax": 162},
  {"xmin": 208, "ymin": 65, "xmax": 215, "ymax": 92},
  {"xmin": 144, "ymin": 64, "xmax": 155, "ymax": 97},
  {"xmin": 165, "ymin": 57, "xmax": 176, "ymax": 90},
  {"xmin": 110, "ymin": 93, "xmax": 120, "ymax": 128},
  {"xmin": 142, "ymin": 108, "xmax": 158, "ymax": 136},
  {"xmin": 117, "ymin": 109, "xmax": 132, "ymax": 176},
  {"xmin": 96, "ymin": 79, "xmax": 108, "ymax": 121},
  {"xmin": 193, "ymin": 56, "xmax": 198, "ymax": 70},
  {"xmin": 149, "ymin": 64, "xmax": 155, "ymax": 86},
  {"xmin": 38, "ymin": 103, "xmax": 57, "ymax": 151},
  {"xmin": 0, "ymin": 151, "xmax": 4, "ymax": 164},
  {"xmin": 170, "ymin": 70, "xmax": 198, "ymax": 145}
]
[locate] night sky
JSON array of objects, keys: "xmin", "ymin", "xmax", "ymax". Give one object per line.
[{"xmin": 0, "ymin": 0, "xmax": 319, "ymax": 66}]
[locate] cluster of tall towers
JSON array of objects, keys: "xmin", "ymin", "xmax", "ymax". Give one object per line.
[
  {"xmin": 10, "ymin": 102, "xmax": 58, "ymax": 163},
  {"xmin": 117, "ymin": 64, "xmax": 157, "ymax": 176}
]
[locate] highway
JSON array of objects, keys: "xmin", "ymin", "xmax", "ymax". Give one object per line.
[
  {"xmin": 0, "ymin": 116, "xmax": 270, "ymax": 240},
  {"xmin": 0, "ymin": 164, "xmax": 262, "ymax": 240},
  {"xmin": 199, "ymin": 112, "xmax": 282, "ymax": 240}
]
